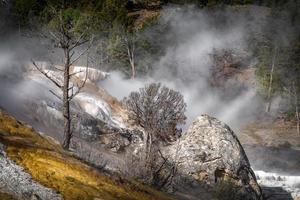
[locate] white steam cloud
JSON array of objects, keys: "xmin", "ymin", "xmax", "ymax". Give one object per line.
[
  {"xmin": 0, "ymin": 5, "xmax": 273, "ymax": 130},
  {"xmin": 100, "ymin": 5, "xmax": 264, "ymax": 129}
]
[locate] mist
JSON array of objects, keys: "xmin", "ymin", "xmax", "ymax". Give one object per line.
[
  {"xmin": 0, "ymin": 4, "xmax": 295, "ymax": 130},
  {"xmin": 100, "ymin": 5, "xmax": 266, "ymax": 129}
]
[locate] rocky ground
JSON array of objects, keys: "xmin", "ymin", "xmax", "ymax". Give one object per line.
[{"xmin": 238, "ymin": 121, "xmax": 300, "ymax": 200}]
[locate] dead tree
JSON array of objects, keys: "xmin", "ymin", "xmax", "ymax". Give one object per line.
[
  {"xmin": 124, "ymin": 83, "xmax": 186, "ymax": 150},
  {"xmin": 121, "ymin": 32, "xmax": 136, "ymax": 79},
  {"xmin": 32, "ymin": 9, "xmax": 93, "ymax": 150},
  {"xmin": 293, "ymin": 82, "xmax": 300, "ymax": 134},
  {"xmin": 123, "ymin": 83, "xmax": 186, "ymax": 184}
]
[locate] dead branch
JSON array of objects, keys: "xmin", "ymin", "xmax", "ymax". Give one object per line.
[
  {"xmin": 54, "ymin": 65, "xmax": 64, "ymax": 72},
  {"xmin": 69, "ymin": 36, "xmax": 94, "ymax": 66},
  {"xmin": 68, "ymin": 58, "xmax": 89, "ymax": 101},
  {"xmin": 49, "ymin": 89, "xmax": 62, "ymax": 101},
  {"xmin": 31, "ymin": 59, "xmax": 63, "ymax": 89},
  {"xmin": 49, "ymin": 31, "xmax": 61, "ymax": 43},
  {"xmin": 70, "ymin": 31, "xmax": 87, "ymax": 50},
  {"xmin": 69, "ymin": 70, "xmax": 84, "ymax": 77}
]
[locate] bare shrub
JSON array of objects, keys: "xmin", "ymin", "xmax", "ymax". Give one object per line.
[
  {"xmin": 123, "ymin": 82, "xmax": 186, "ymax": 144},
  {"xmin": 123, "ymin": 82, "xmax": 186, "ymax": 187}
]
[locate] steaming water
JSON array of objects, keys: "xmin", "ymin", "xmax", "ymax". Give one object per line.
[{"xmin": 255, "ymin": 170, "xmax": 300, "ymax": 198}]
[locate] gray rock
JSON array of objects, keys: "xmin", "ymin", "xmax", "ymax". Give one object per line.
[{"xmin": 164, "ymin": 114, "xmax": 263, "ymax": 200}]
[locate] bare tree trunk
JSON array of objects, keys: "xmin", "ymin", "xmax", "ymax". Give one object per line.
[
  {"xmin": 32, "ymin": 9, "xmax": 92, "ymax": 150},
  {"xmin": 146, "ymin": 132, "xmax": 152, "ymax": 160},
  {"xmin": 266, "ymin": 47, "xmax": 277, "ymax": 113},
  {"xmin": 295, "ymin": 87, "xmax": 299, "ymax": 134},
  {"xmin": 127, "ymin": 43, "xmax": 135, "ymax": 79},
  {"xmin": 130, "ymin": 59, "xmax": 135, "ymax": 79},
  {"xmin": 62, "ymin": 49, "xmax": 71, "ymax": 150}
]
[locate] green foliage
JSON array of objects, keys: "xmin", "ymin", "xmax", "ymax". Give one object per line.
[
  {"xmin": 252, "ymin": 0, "xmax": 300, "ymax": 116},
  {"xmin": 10, "ymin": 0, "xmax": 129, "ymax": 32},
  {"xmin": 11, "ymin": 0, "xmax": 39, "ymax": 26},
  {"xmin": 255, "ymin": 44, "xmax": 283, "ymax": 97},
  {"xmin": 98, "ymin": 0, "xmax": 128, "ymax": 30},
  {"xmin": 43, "ymin": 7, "xmax": 92, "ymax": 41},
  {"xmin": 106, "ymin": 27, "xmax": 154, "ymax": 76},
  {"xmin": 253, "ymin": 3, "xmax": 300, "ymax": 102}
]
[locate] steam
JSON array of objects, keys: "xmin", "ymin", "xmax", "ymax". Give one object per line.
[
  {"xmin": 0, "ymin": 4, "xmax": 295, "ymax": 130},
  {"xmin": 0, "ymin": 53, "xmax": 12, "ymax": 72},
  {"xmin": 101, "ymin": 5, "xmax": 264, "ymax": 129},
  {"xmin": 0, "ymin": 34, "xmax": 57, "ymax": 122}
]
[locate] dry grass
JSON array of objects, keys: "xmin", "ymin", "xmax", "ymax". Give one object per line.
[
  {"xmin": 0, "ymin": 111, "xmax": 174, "ymax": 200},
  {"xmin": 0, "ymin": 192, "xmax": 16, "ymax": 200}
]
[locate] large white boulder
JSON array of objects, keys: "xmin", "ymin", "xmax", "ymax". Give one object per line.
[{"xmin": 164, "ymin": 114, "xmax": 263, "ymax": 200}]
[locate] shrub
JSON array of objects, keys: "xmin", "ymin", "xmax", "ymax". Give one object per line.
[
  {"xmin": 123, "ymin": 83, "xmax": 186, "ymax": 187},
  {"xmin": 123, "ymin": 82, "xmax": 186, "ymax": 144}
]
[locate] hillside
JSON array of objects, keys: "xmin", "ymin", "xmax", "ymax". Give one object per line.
[
  {"xmin": 0, "ymin": 110, "xmax": 174, "ymax": 200},
  {"xmin": 0, "ymin": 0, "xmax": 299, "ymax": 199}
]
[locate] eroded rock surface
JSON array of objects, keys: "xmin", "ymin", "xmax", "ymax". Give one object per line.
[{"xmin": 164, "ymin": 114, "xmax": 263, "ymax": 200}]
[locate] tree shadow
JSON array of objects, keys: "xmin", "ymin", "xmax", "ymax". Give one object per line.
[
  {"xmin": 261, "ymin": 186, "xmax": 294, "ymax": 200},
  {"xmin": 245, "ymin": 145, "xmax": 300, "ymax": 174}
]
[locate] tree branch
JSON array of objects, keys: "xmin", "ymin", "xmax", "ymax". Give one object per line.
[
  {"xmin": 31, "ymin": 59, "xmax": 63, "ymax": 90},
  {"xmin": 69, "ymin": 36, "xmax": 94, "ymax": 66},
  {"xmin": 69, "ymin": 47, "xmax": 90, "ymax": 66},
  {"xmin": 69, "ymin": 70, "xmax": 84, "ymax": 78},
  {"xmin": 68, "ymin": 59, "xmax": 89, "ymax": 101},
  {"xmin": 70, "ymin": 31, "xmax": 88, "ymax": 50},
  {"xmin": 49, "ymin": 31, "xmax": 61, "ymax": 43},
  {"xmin": 54, "ymin": 65, "xmax": 64, "ymax": 72},
  {"xmin": 49, "ymin": 90, "xmax": 62, "ymax": 101}
]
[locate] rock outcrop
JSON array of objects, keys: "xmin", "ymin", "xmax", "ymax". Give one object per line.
[{"xmin": 164, "ymin": 114, "xmax": 263, "ymax": 200}]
